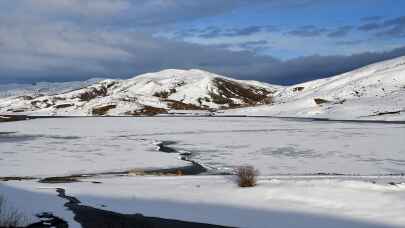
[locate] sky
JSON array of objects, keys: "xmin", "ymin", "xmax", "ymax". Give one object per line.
[{"xmin": 1, "ymin": 0, "xmax": 405, "ymax": 85}]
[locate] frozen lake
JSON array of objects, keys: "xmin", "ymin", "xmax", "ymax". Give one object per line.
[{"xmin": 1, "ymin": 117, "xmax": 405, "ymax": 177}]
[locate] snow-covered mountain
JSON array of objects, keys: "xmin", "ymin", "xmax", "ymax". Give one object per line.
[
  {"xmin": 226, "ymin": 56, "xmax": 405, "ymax": 120},
  {"xmin": 1, "ymin": 56, "xmax": 404, "ymax": 119},
  {"xmin": 0, "ymin": 69, "xmax": 278, "ymax": 116},
  {"xmin": 0, "ymin": 78, "xmax": 104, "ymax": 98}
]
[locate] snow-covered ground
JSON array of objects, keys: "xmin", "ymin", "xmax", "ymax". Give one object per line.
[{"xmin": 1, "ymin": 117, "xmax": 404, "ymax": 177}]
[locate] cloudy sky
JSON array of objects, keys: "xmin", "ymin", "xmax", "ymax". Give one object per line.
[{"xmin": 1, "ymin": 0, "xmax": 405, "ymax": 85}]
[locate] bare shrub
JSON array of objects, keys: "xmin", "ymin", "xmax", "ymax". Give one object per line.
[
  {"xmin": 0, "ymin": 195, "xmax": 27, "ymax": 227},
  {"xmin": 236, "ymin": 166, "xmax": 258, "ymax": 187}
]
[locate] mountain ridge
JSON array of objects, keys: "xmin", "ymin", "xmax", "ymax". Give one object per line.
[{"xmin": 0, "ymin": 56, "xmax": 404, "ymax": 120}]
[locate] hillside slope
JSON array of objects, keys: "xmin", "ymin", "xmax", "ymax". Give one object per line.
[
  {"xmin": 0, "ymin": 69, "xmax": 279, "ymax": 116},
  {"xmin": 226, "ymin": 56, "xmax": 405, "ymax": 120}
]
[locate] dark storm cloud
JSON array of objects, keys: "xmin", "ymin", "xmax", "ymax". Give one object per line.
[
  {"xmin": 327, "ymin": 26, "xmax": 353, "ymax": 38},
  {"xmin": 257, "ymin": 46, "xmax": 405, "ymax": 85},
  {"xmin": 1, "ymin": 0, "xmax": 405, "ymax": 85},
  {"xmin": 288, "ymin": 25, "xmax": 328, "ymax": 37},
  {"xmin": 4, "ymin": 0, "xmax": 317, "ymax": 84},
  {"xmin": 0, "ymin": 22, "xmax": 281, "ymax": 83}
]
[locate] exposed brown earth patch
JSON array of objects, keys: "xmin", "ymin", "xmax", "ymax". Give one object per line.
[
  {"xmin": 314, "ymin": 98, "xmax": 330, "ymax": 105},
  {"xmin": 210, "ymin": 78, "xmax": 273, "ymax": 108},
  {"xmin": 92, "ymin": 104, "xmax": 117, "ymax": 116},
  {"xmin": 166, "ymin": 100, "xmax": 205, "ymax": 110},
  {"xmin": 126, "ymin": 106, "xmax": 168, "ymax": 116}
]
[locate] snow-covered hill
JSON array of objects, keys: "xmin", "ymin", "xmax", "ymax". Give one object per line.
[
  {"xmin": 226, "ymin": 56, "xmax": 405, "ymax": 120},
  {"xmin": 0, "ymin": 69, "xmax": 278, "ymax": 116}
]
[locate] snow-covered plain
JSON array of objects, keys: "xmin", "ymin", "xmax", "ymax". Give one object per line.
[{"xmin": 1, "ymin": 117, "xmax": 405, "ymax": 228}]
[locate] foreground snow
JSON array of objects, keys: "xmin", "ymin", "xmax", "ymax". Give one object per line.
[{"xmin": 1, "ymin": 176, "xmax": 404, "ymax": 227}]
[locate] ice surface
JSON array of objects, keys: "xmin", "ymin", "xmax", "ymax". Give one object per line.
[
  {"xmin": 0, "ymin": 118, "xmax": 189, "ymax": 177},
  {"xmin": 1, "ymin": 117, "xmax": 404, "ymax": 176}
]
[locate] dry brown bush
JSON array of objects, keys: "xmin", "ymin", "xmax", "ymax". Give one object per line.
[{"xmin": 236, "ymin": 166, "xmax": 258, "ymax": 187}]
